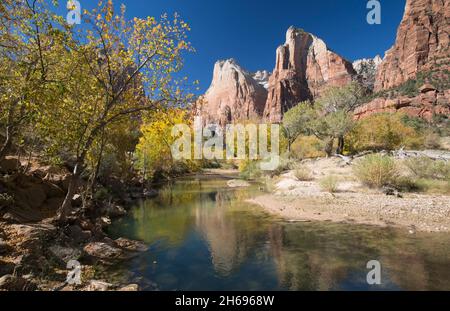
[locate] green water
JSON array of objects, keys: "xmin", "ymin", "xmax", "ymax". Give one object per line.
[{"xmin": 107, "ymin": 174, "xmax": 450, "ymax": 291}]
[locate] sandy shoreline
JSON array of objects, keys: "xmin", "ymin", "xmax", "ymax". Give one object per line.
[
  {"xmin": 245, "ymin": 157, "xmax": 450, "ymax": 233},
  {"xmin": 248, "ymin": 191, "xmax": 450, "ymax": 233}
]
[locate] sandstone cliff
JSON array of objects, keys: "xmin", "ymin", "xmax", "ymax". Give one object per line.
[
  {"xmin": 263, "ymin": 27, "xmax": 356, "ymax": 122},
  {"xmin": 354, "ymin": 86, "xmax": 450, "ymax": 121},
  {"xmin": 355, "ymin": 0, "xmax": 450, "ymax": 120},
  {"xmin": 198, "ymin": 59, "xmax": 268, "ymax": 126},
  {"xmin": 375, "ymin": 0, "xmax": 450, "ymax": 91}
]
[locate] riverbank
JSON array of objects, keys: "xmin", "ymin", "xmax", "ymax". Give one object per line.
[
  {"xmin": 0, "ymin": 220, "xmax": 148, "ymax": 291},
  {"xmin": 0, "ymin": 157, "xmax": 152, "ymax": 291},
  {"xmin": 248, "ymin": 157, "xmax": 450, "ymax": 233}
]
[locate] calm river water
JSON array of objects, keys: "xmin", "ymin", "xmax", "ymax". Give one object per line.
[{"xmin": 106, "ymin": 174, "xmax": 450, "ymax": 291}]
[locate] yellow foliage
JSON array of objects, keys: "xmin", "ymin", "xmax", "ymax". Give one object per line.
[
  {"xmin": 346, "ymin": 113, "xmax": 424, "ymax": 153},
  {"xmin": 135, "ymin": 109, "xmax": 195, "ymax": 179},
  {"xmin": 291, "ymin": 136, "xmax": 327, "ymax": 159}
]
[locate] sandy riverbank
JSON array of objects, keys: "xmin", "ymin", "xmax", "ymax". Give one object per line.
[{"xmin": 247, "ymin": 157, "xmax": 450, "ymax": 233}]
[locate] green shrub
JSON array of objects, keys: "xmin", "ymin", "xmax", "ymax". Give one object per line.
[
  {"xmin": 394, "ymin": 176, "xmax": 422, "ymax": 192},
  {"xmin": 319, "ymin": 175, "xmax": 339, "ymax": 193},
  {"xmin": 294, "ymin": 166, "xmax": 313, "ymax": 181},
  {"xmin": 270, "ymin": 156, "xmax": 297, "ymax": 177},
  {"xmin": 239, "ymin": 160, "xmax": 262, "ymax": 180},
  {"xmin": 413, "ymin": 178, "xmax": 450, "ymax": 194},
  {"xmin": 264, "ymin": 176, "xmax": 277, "ymax": 193},
  {"xmin": 353, "ymin": 155, "xmax": 399, "ymax": 188},
  {"xmin": 404, "ymin": 157, "xmax": 450, "ymax": 180},
  {"xmin": 423, "ymin": 131, "xmax": 442, "ymax": 149},
  {"xmin": 94, "ymin": 187, "xmax": 110, "ymax": 201},
  {"xmin": 397, "ymin": 79, "xmax": 419, "ymax": 97}
]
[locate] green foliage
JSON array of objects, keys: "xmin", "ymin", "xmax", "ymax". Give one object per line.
[
  {"xmin": 400, "ymin": 115, "xmax": 429, "ymax": 133},
  {"xmin": 283, "ymin": 82, "xmax": 366, "ymax": 156},
  {"xmin": 404, "ymin": 157, "xmax": 450, "ymax": 180},
  {"xmin": 355, "ymin": 59, "xmax": 378, "ymax": 90},
  {"xmin": 361, "ymin": 69, "xmax": 450, "ymax": 104},
  {"xmin": 238, "ymin": 156, "xmax": 297, "ymax": 180},
  {"xmin": 396, "ymin": 79, "xmax": 419, "ymax": 97},
  {"xmin": 270, "ymin": 156, "xmax": 297, "ymax": 176},
  {"xmin": 282, "ymin": 101, "xmax": 314, "ymax": 147},
  {"xmin": 412, "ymin": 178, "xmax": 450, "ymax": 195},
  {"xmin": 93, "ymin": 187, "xmax": 111, "ymax": 201},
  {"xmin": 239, "ymin": 160, "xmax": 262, "ymax": 180},
  {"xmin": 353, "ymin": 155, "xmax": 399, "ymax": 188},
  {"xmin": 0, "ymin": 0, "xmax": 197, "ymax": 220}
]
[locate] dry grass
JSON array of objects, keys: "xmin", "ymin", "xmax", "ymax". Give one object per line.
[
  {"xmin": 293, "ymin": 166, "xmax": 314, "ymax": 181},
  {"xmin": 319, "ymin": 175, "xmax": 339, "ymax": 193}
]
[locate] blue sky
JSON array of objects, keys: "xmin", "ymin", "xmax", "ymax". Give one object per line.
[{"xmin": 62, "ymin": 0, "xmax": 406, "ymax": 93}]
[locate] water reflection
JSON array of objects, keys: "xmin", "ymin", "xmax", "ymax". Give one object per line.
[{"xmin": 107, "ymin": 175, "xmax": 450, "ymax": 291}]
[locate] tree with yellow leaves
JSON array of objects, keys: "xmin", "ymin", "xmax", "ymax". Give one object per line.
[
  {"xmin": 0, "ymin": 0, "xmax": 66, "ymax": 161},
  {"xmin": 135, "ymin": 109, "xmax": 192, "ymax": 181},
  {"xmin": 35, "ymin": 0, "xmax": 195, "ymax": 222}
]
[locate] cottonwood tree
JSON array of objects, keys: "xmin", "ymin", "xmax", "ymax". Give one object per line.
[
  {"xmin": 283, "ymin": 83, "xmax": 365, "ymax": 156},
  {"xmin": 314, "ymin": 82, "xmax": 365, "ymax": 154},
  {"xmin": 282, "ymin": 101, "xmax": 313, "ymax": 153},
  {"xmin": 0, "ymin": 0, "xmax": 62, "ymax": 161},
  {"xmin": 41, "ymin": 1, "xmax": 194, "ymax": 222}
]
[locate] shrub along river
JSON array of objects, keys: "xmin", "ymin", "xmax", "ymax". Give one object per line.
[{"xmin": 106, "ymin": 173, "xmax": 450, "ymax": 291}]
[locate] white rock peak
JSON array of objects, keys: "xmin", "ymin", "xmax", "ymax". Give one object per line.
[
  {"xmin": 252, "ymin": 70, "xmax": 270, "ymax": 89},
  {"xmin": 207, "ymin": 59, "xmax": 269, "ymax": 93},
  {"xmin": 352, "ymin": 55, "xmax": 383, "ymax": 72}
]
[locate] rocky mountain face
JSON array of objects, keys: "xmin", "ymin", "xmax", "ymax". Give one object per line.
[
  {"xmin": 263, "ymin": 27, "xmax": 356, "ymax": 122},
  {"xmin": 356, "ymin": 0, "xmax": 450, "ymax": 120},
  {"xmin": 354, "ymin": 85, "xmax": 450, "ymax": 121},
  {"xmin": 198, "ymin": 27, "xmax": 356, "ymax": 124},
  {"xmin": 252, "ymin": 70, "xmax": 270, "ymax": 89},
  {"xmin": 198, "ymin": 0, "xmax": 449, "ymax": 125},
  {"xmin": 375, "ymin": 0, "xmax": 450, "ymax": 91},
  {"xmin": 197, "ymin": 59, "xmax": 268, "ymax": 126}
]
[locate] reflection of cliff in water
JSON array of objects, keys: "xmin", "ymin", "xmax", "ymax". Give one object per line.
[
  {"xmin": 194, "ymin": 187, "xmax": 270, "ymax": 276},
  {"xmin": 268, "ymin": 223, "xmax": 450, "ymax": 290},
  {"xmin": 108, "ymin": 176, "xmax": 450, "ymax": 291}
]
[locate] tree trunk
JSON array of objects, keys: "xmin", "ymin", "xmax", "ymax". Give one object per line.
[
  {"xmin": 0, "ymin": 128, "xmax": 12, "ymax": 162},
  {"xmin": 336, "ymin": 136, "xmax": 345, "ymax": 155},
  {"xmin": 88, "ymin": 132, "xmax": 106, "ymax": 197},
  {"xmin": 324, "ymin": 138, "xmax": 334, "ymax": 157},
  {"xmin": 57, "ymin": 162, "xmax": 82, "ymax": 223}
]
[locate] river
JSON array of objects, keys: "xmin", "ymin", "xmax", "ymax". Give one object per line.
[{"xmin": 106, "ymin": 173, "xmax": 450, "ymax": 291}]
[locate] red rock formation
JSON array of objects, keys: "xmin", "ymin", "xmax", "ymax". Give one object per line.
[
  {"xmin": 356, "ymin": 0, "xmax": 450, "ymax": 121},
  {"xmin": 197, "ymin": 59, "xmax": 268, "ymax": 126},
  {"xmin": 375, "ymin": 0, "xmax": 450, "ymax": 91},
  {"xmin": 264, "ymin": 27, "xmax": 356, "ymax": 122},
  {"xmin": 354, "ymin": 87, "xmax": 450, "ymax": 121}
]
